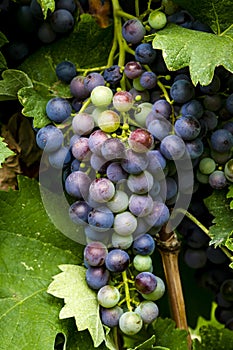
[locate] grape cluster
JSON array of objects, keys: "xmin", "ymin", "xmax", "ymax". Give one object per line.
[{"xmin": 32, "ymin": 0, "xmax": 233, "ymax": 335}]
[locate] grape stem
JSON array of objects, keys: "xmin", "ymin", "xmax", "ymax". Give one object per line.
[
  {"xmin": 122, "ymin": 270, "xmax": 133, "ymax": 311},
  {"xmin": 156, "ymin": 229, "xmax": 192, "ymax": 350}
]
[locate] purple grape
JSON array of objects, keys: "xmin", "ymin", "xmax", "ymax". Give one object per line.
[
  {"xmin": 135, "ymin": 272, "xmax": 157, "ymax": 294},
  {"xmin": 46, "ymin": 97, "xmax": 72, "ymax": 123},
  {"xmin": 135, "ymin": 43, "xmax": 157, "ymax": 64},
  {"xmin": 69, "ymin": 200, "xmax": 92, "ymax": 225},
  {"xmin": 132, "ymin": 233, "xmax": 155, "ymax": 256},
  {"xmin": 70, "ymin": 75, "xmax": 90, "ymax": 100},
  {"xmin": 122, "ymin": 19, "xmax": 146, "ymax": 44},
  {"xmin": 65, "ymin": 170, "xmax": 91, "ymax": 199},
  {"xmin": 84, "ymin": 241, "xmax": 108, "ymax": 266},
  {"xmin": 88, "ymin": 206, "xmax": 114, "ymax": 231},
  {"xmin": 84, "ymin": 72, "xmax": 105, "ymax": 92},
  {"xmin": 36, "ymin": 125, "xmax": 64, "ymax": 153},
  {"xmin": 105, "ymin": 249, "xmax": 130, "ymax": 272},
  {"xmin": 139, "ymin": 71, "xmax": 157, "ymax": 89},
  {"xmin": 55, "ymin": 60, "xmax": 77, "ymax": 83},
  {"xmin": 124, "ymin": 61, "xmax": 143, "ymax": 79},
  {"xmin": 86, "ymin": 266, "xmax": 110, "ymax": 290},
  {"xmin": 50, "ymin": 9, "xmax": 74, "ymax": 33}
]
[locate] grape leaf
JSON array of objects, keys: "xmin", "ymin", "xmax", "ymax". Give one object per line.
[
  {"xmin": 38, "ymin": 0, "xmax": 55, "ymax": 18},
  {"xmin": 226, "ymin": 184, "xmax": 233, "ymax": 209},
  {"xmin": 151, "ymin": 318, "xmax": 189, "ymax": 350},
  {"xmin": 204, "ymin": 190, "xmax": 233, "ymax": 247},
  {"xmin": 152, "ymin": 23, "xmax": 233, "ymax": 86},
  {"xmin": 0, "ymin": 137, "xmax": 15, "ymax": 167},
  {"xmin": 127, "ymin": 335, "xmax": 156, "ymax": 349},
  {"xmin": 172, "ymin": 0, "xmax": 233, "ymax": 36},
  {"xmin": 47, "ymin": 264, "xmax": 106, "ymax": 348},
  {"xmin": 16, "ymin": 14, "xmax": 113, "ymax": 128},
  {"xmin": 0, "ymin": 176, "xmax": 86, "ymax": 349},
  {"xmin": 0, "ymin": 69, "xmax": 33, "ymax": 101},
  {"xmin": 192, "ymin": 325, "xmax": 233, "ymax": 350}
]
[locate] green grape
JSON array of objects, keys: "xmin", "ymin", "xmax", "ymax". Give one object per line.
[
  {"xmin": 133, "ymin": 77, "xmax": 145, "ymax": 91},
  {"xmin": 134, "ymin": 102, "xmax": 153, "ymax": 128},
  {"xmin": 133, "ymin": 254, "xmax": 153, "ymax": 272},
  {"xmin": 199, "ymin": 157, "xmax": 216, "ymax": 175},
  {"xmin": 196, "ymin": 169, "xmax": 209, "ymax": 184},
  {"xmin": 97, "ymin": 285, "xmax": 120, "ymax": 308},
  {"xmin": 98, "ymin": 110, "xmax": 120, "ymax": 132},
  {"xmin": 224, "ymin": 159, "xmax": 233, "ymax": 182},
  {"xmin": 119, "ymin": 311, "xmax": 143, "ymax": 335},
  {"xmin": 162, "ymin": 0, "xmax": 179, "ymax": 15},
  {"xmin": 141, "ymin": 276, "xmax": 165, "ymax": 301},
  {"xmin": 148, "ymin": 10, "xmax": 167, "ymax": 30},
  {"xmin": 91, "ymin": 86, "xmax": 113, "ymax": 107},
  {"xmin": 107, "ymin": 190, "xmax": 129, "ymax": 213}
]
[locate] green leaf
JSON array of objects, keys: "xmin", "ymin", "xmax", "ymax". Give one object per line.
[
  {"xmin": 17, "ymin": 14, "xmax": 113, "ymax": 128},
  {"xmin": 38, "ymin": 0, "xmax": 55, "ymax": 18},
  {"xmin": 47, "ymin": 264, "xmax": 106, "ymax": 348},
  {"xmin": 226, "ymin": 184, "xmax": 233, "ymax": 209},
  {"xmin": 204, "ymin": 190, "xmax": 233, "ymax": 247},
  {"xmin": 173, "ymin": 0, "xmax": 233, "ymax": 36},
  {"xmin": 0, "ymin": 137, "xmax": 15, "ymax": 167},
  {"xmin": 0, "ymin": 69, "xmax": 33, "ymax": 101},
  {"xmin": 192, "ymin": 325, "xmax": 233, "ymax": 350},
  {"xmin": 128, "ymin": 335, "xmax": 156, "ymax": 349},
  {"xmin": 151, "ymin": 318, "xmax": 189, "ymax": 350},
  {"xmin": 152, "ymin": 23, "xmax": 233, "ymax": 86},
  {"xmin": 0, "ymin": 32, "xmax": 8, "ymax": 71},
  {"xmin": 0, "ymin": 176, "xmax": 85, "ymax": 350}
]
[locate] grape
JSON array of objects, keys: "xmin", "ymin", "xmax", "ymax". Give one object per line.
[
  {"xmin": 36, "ymin": 125, "xmax": 64, "ymax": 153},
  {"xmin": 46, "ymin": 97, "xmax": 72, "ymax": 123},
  {"xmin": 211, "ymin": 149, "xmax": 232, "ymax": 164},
  {"xmin": 210, "ymin": 129, "xmax": 233, "ymax": 153},
  {"xmin": 106, "ymin": 162, "xmax": 128, "ymax": 183},
  {"xmin": 65, "ymin": 170, "xmax": 91, "ymax": 199},
  {"xmin": 128, "ymin": 128, "xmax": 154, "ymax": 153},
  {"xmin": 70, "ymin": 159, "xmax": 80, "ymax": 172},
  {"xmin": 134, "ymin": 102, "xmax": 153, "ymax": 127},
  {"xmin": 199, "ymin": 157, "xmax": 216, "ymax": 175},
  {"xmin": 89, "ymin": 178, "xmax": 115, "ymax": 203},
  {"xmin": 86, "ymin": 266, "xmax": 110, "ymax": 290},
  {"xmin": 70, "ymin": 76, "xmax": 90, "ymax": 100},
  {"xmin": 90, "ymin": 153, "xmax": 108, "ymax": 173},
  {"xmin": 185, "ymin": 138, "xmax": 204, "ymax": 159},
  {"xmin": 135, "ymin": 271, "xmax": 157, "ymax": 294},
  {"xmin": 88, "ymin": 130, "xmax": 109, "ymax": 155},
  {"xmin": 152, "ymin": 99, "xmax": 172, "ymax": 119},
  {"xmin": 148, "ymin": 117, "xmax": 172, "ymax": 140},
  {"xmin": 88, "ymin": 206, "xmax": 114, "ymax": 231},
  {"xmin": 127, "ymin": 170, "xmax": 154, "ymax": 194},
  {"xmin": 98, "ymin": 110, "xmax": 120, "ymax": 133},
  {"xmin": 168, "ymin": 10, "xmax": 193, "ymax": 28},
  {"xmin": 121, "ymin": 149, "xmax": 149, "ymax": 174},
  {"xmin": 91, "ymin": 86, "xmax": 113, "ymax": 107},
  {"xmin": 132, "ymin": 233, "xmax": 155, "ymax": 256},
  {"xmin": 72, "ymin": 112, "xmax": 94, "ymax": 136},
  {"xmin": 129, "ymin": 88, "xmax": 150, "ymax": 102},
  {"xmin": 226, "ymin": 93, "xmax": 233, "ymax": 114},
  {"xmin": 114, "ymin": 211, "xmax": 137, "ymax": 236},
  {"xmin": 50, "ymin": 9, "xmax": 74, "ymax": 33},
  {"xmin": 209, "ymin": 170, "xmax": 227, "ymax": 189},
  {"xmin": 124, "ymin": 61, "xmax": 143, "ymax": 79},
  {"xmin": 69, "ymin": 200, "xmax": 92, "ymax": 225},
  {"xmin": 164, "ymin": 176, "xmax": 177, "ymax": 201},
  {"xmin": 203, "ymin": 94, "xmax": 222, "ymax": 112},
  {"xmin": 181, "ymin": 99, "xmax": 204, "ymax": 119},
  {"xmin": 202, "ymin": 110, "xmax": 218, "ymax": 131},
  {"xmin": 133, "ymin": 254, "xmax": 153, "ymax": 272},
  {"xmin": 56, "ymin": 0, "xmax": 76, "ymax": 13},
  {"xmin": 139, "ymin": 71, "xmax": 157, "ymax": 89},
  {"xmin": 129, "ymin": 194, "xmax": 153, "ymax": 217},
  {"xmin": 170, "ymin": 79, "xmax": 195, "ymax": 103},
  {"xmin": 85, "ymin": 226, "xmax": 110, "ymax": 243},
  {"xmin": 141, "ymin": 276, "xmax": 165, "ymax": 301},
  {"xmin": 223, "ymin": 121, "xmax": 233, "ymax": 135},
  {"xmin": 84, "ymin": 241, "xmax": 108, "ymax": 267},
  {"xmin": 224, "ymin": 159, "xmax": 233, "ymax": 182},
  {"xmin": 215, "ymin": 292, "xmax": 233, "ymax": 309},
  {"xmin": 206, "ymin": 246, "xmax": 228, "ymax": 264},
  {"xmin": 135, "ymin": 301, "xmax": 159, "ymax": 324},
  {"xmin": 192, "ymin": 20, "xmax": 212, "ymax": 32},
  {"xmin": 220, "ymin": 280, "xmax": 233, "ymax": 302},
  {"xmin": 84, "ymin": 72, "xmax": 105, "ymax": 92},
  {"xmin": 147, "ymin": 150, "xmax": 166, "ymax": 175},
  {"xmin": 148, "ymin": 10, "xmax": 167, "ymax": 29},
  {"xmin": 113, "ymin": 91, "xmax": 134, "ymax": 112},
  {"xmin": 132, "ymin": 76, "xmax": 145, "ymax": 92},
  {"xmin": 135, "ymin": 43, "xmax": 157, "ymax": 64},
  {"xmin": 55, "ymin": 61, "xmax": 76, "ymax": 83},
  {"xmin": 48, "ymin": 146, "xmax": 71, "ymax": 169},
  {"xmin": 105, "ymin": 249, "xmax": 130, "ymax": 272},
  {"xmin": 30, "ymin": 0, "xmax": 44, "ymax": 19},
  {"xmin": 184, "ymin": 248, "xmax": 207, "ymax": 269},
  {"xmin": 103, "ymin": 65, "xmax": 123, "ymax": 85},
  {"xmin": 144, "ymin": 201, "xmax": 170, "ymax": 228},
  {"xmin": 122, "ymin": 19, "xmax": 146, "ymax": 44},
  {"xmin": 101, "ymin": 138, "xmax": 125, "ymax": 160},
  {"xmin": 72, "ymin": 137, "xmax": 91, "ymax": 161},
  {"xmin": 119, "ymin": 311, "xmax": 143, "ymax": 335},
  {"xmin": 160, "ymin": 134, "xmax": 186, "ymax": 160},
  {"xmin": 100, "ymin": 306, "xmax": 124, "ymax": 327},
  {"xmin": 111, "ymin": 232, "xmax": 133, "ymax": 249},
  {"xmin": 174, "ymin": 115, "xmax": 201, "ymax": 140},
  {"xmin": 97, "ymin": 285, "xmax": 120, "ymax": 308},
  {"xmin": 107, "ymin": 190, "xmax": 129, "ymax": 213},
  {"xmin": 38, "ymin": 23, "xmax": 57, "ymax": 44}
]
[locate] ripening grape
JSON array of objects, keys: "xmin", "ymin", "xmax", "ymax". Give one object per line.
[{"xmin": 98, "ymin": 110, "xmax": 120, "ymax": 132}]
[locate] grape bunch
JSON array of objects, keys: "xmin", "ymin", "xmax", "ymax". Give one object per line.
[{"xmin": 33, "ymin": 0, "xmax": 233, "ymax": 336}]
